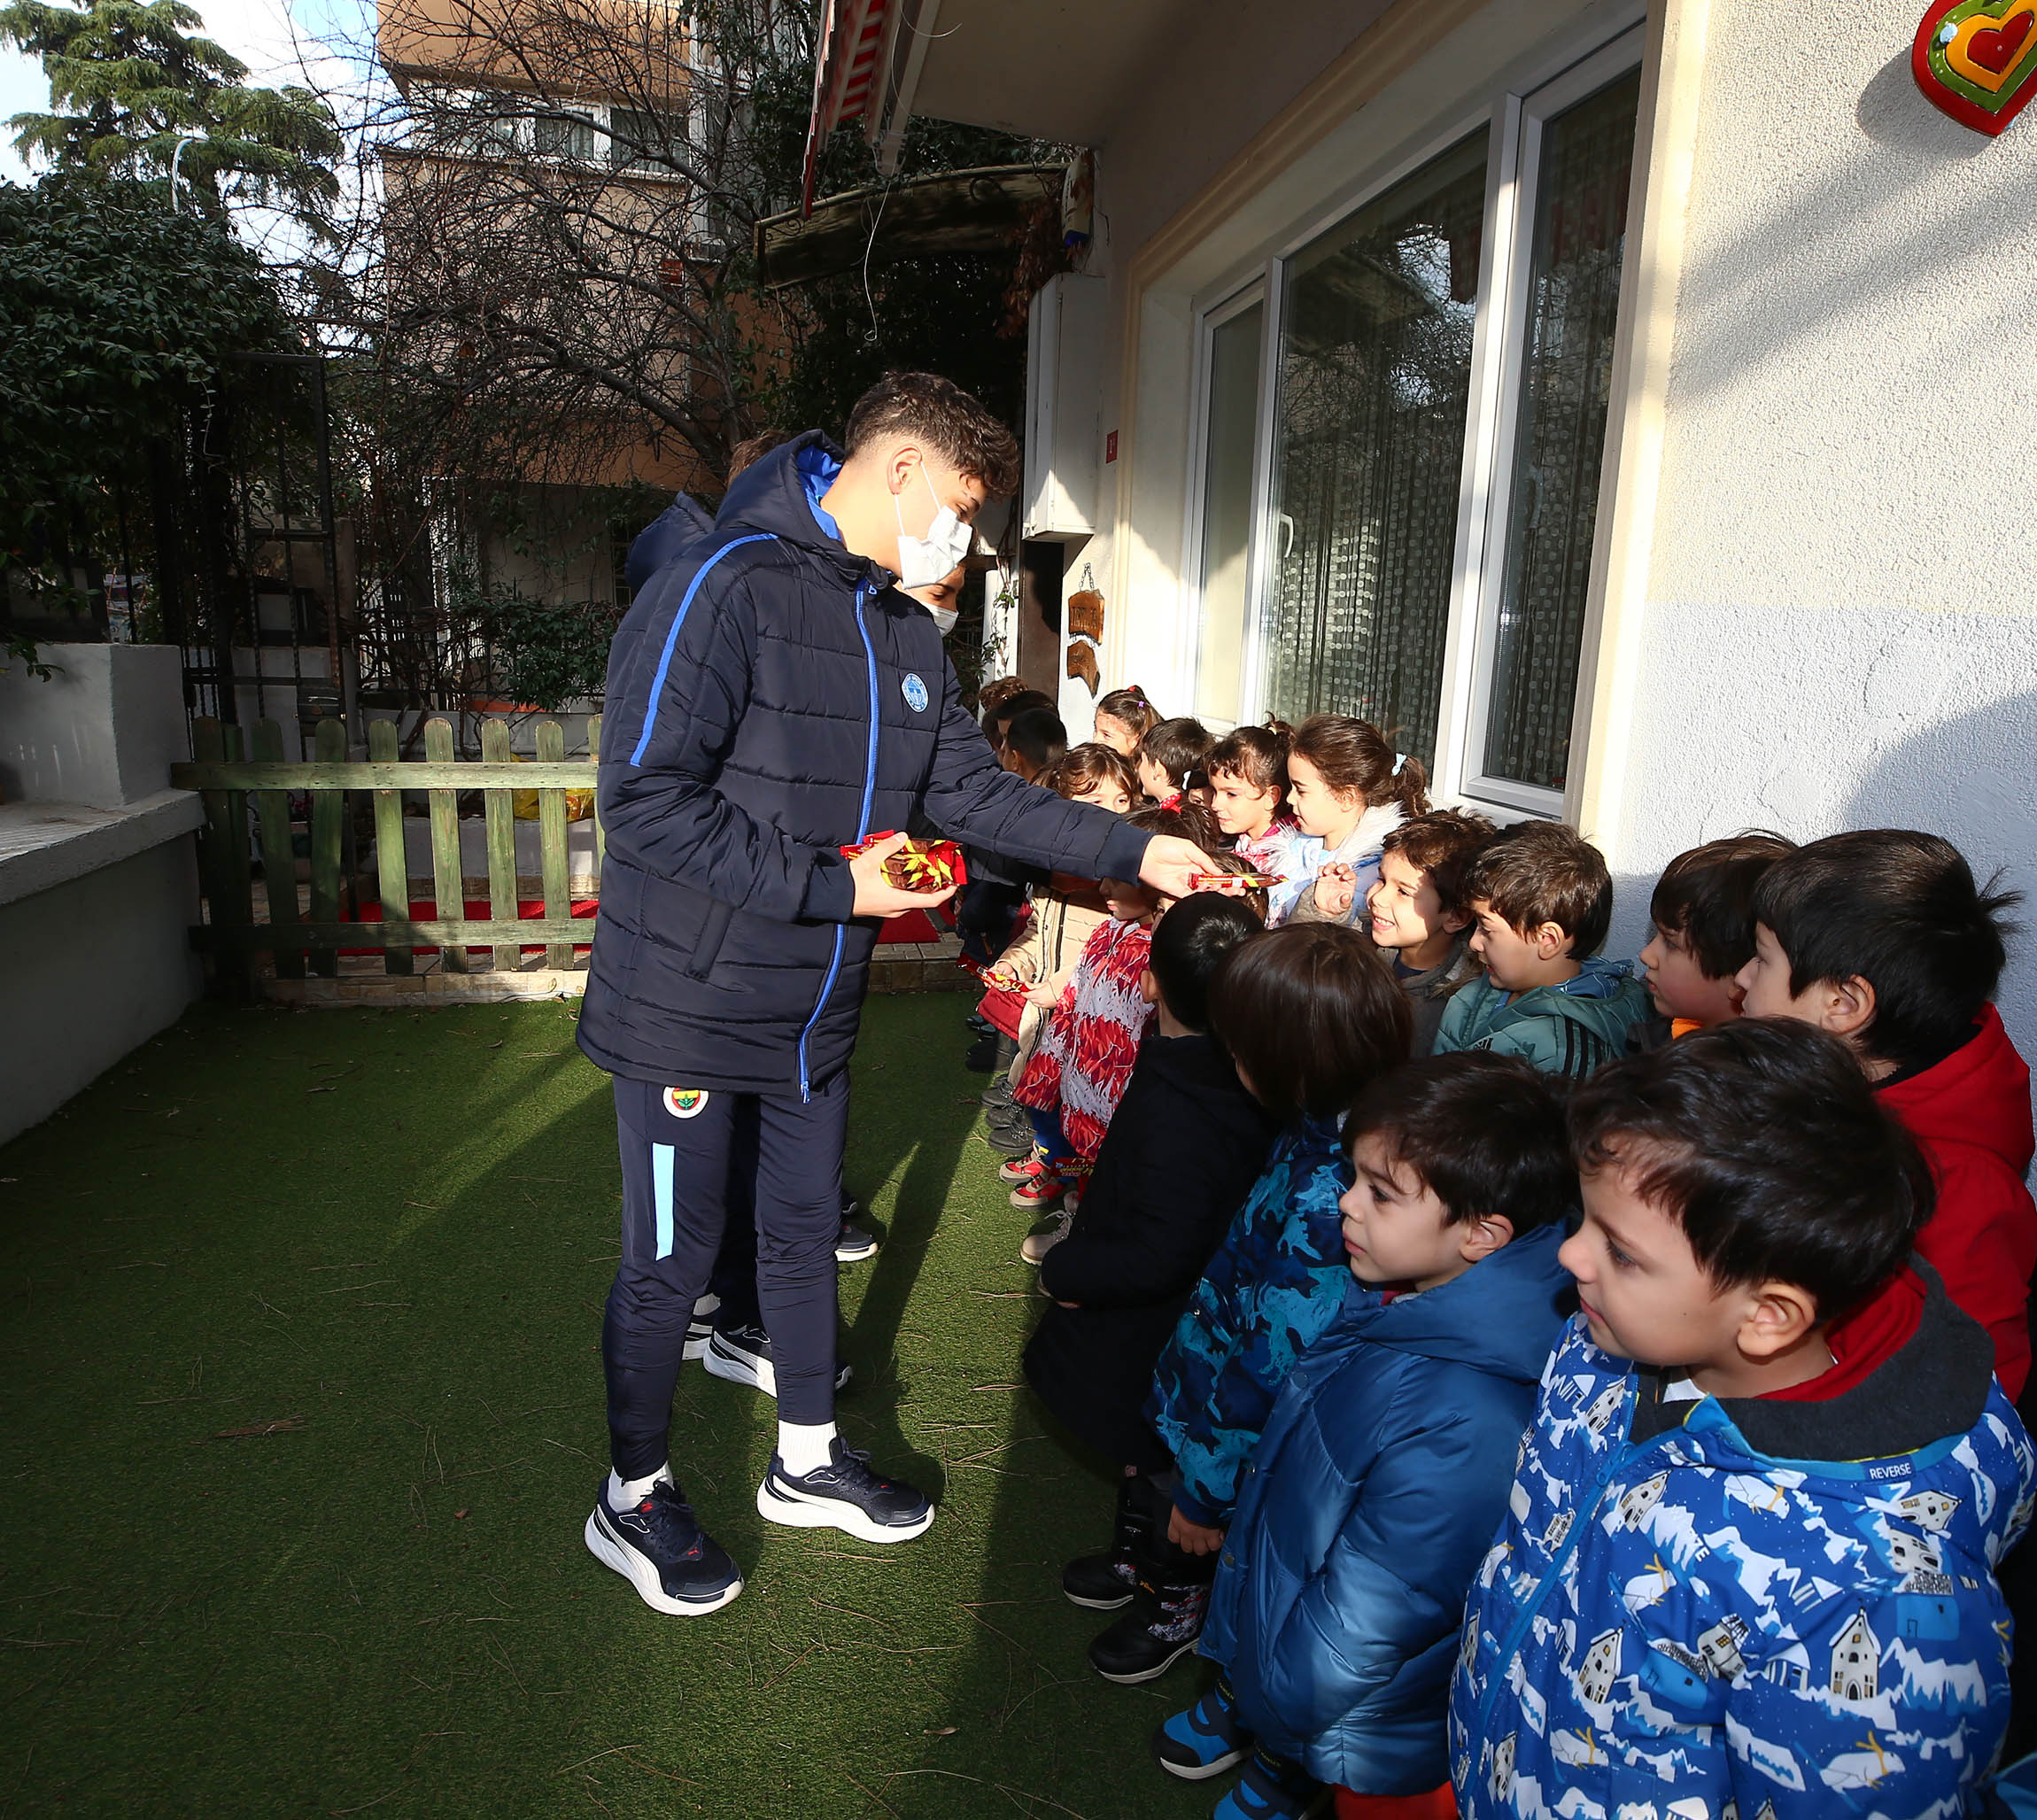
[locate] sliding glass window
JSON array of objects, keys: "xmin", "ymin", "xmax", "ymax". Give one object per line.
[
  {"xmin": 1199, "ymin": 27, "xmax": 1643, "ymax": 813},
  {"xmin": 1260, "ymin": 132, "xmax": 1487, "ymax": 767}
]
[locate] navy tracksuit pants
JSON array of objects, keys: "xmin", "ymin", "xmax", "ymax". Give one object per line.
[{"xmin": 604, "ymin": 1073, "xmax": 849, "ymax": 1478}]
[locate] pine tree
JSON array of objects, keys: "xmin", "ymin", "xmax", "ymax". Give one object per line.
[{"xmin": 0, "ymin": 0, "xmax": 341, "ymax": 234}]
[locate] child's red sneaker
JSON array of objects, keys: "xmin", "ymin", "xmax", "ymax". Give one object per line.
[
  {"xmin": 1010, "ymin": 1172, "xmax": 1067, "ymax": 1211},
  {"xmin": 999, "ymin": 1154, "xmax": 1046, "ymax": 1185}
]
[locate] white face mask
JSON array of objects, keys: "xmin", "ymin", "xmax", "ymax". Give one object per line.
[
  {"xmin": 893, "ymin": 460, "xmax": 972, "ymax": 590},
  {"xmin": 926, "ymin": 602, "xmax": 959, "ymax": 637}
]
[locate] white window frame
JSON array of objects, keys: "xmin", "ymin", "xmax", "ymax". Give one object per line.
[
  {"xmin": 1445, "ymin": 24, "xmax": 1647, "ymax": 817},
  {"xmin": 1180, "ymin": 277, "xmax": 1267, "ymax": 731},
  {"xmin": 1186, "ymin": 11, "xmax": 1645, "ymax": 818}
]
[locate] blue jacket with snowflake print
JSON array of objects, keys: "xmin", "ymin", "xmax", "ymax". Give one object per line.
[{"xmin": 1448, "ymin": 1263, "xmax": 2035, "ymax": 1820}]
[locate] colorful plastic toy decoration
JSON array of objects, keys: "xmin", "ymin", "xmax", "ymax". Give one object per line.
[{"xmin": 1915, "ymin": 0, "xmax": 2037, "ymax": 135}]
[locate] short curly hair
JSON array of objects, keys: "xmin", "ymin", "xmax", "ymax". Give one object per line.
[{"xmin": 844, "ymin": 371, "xmax": 1022, "ymax": 500}]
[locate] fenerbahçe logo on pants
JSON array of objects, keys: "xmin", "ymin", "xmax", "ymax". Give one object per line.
[{"xmin": 662, "ymin": 1087, "xmax": 709, "ymax": 1119}]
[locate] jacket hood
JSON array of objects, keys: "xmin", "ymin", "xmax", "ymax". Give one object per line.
[
  {"xmin": 1334, "ymin": 1222, "xmax": 1573, "ymax": 1384},
  {"xmin": 1511, "ymin": 956, "xmax": 1642, "ymax": 1042},
  {"xmin": 713, "ymin": 431, "xmax": 886, "ymax": 585},
  {"xmin": 1878, "ymin": 1003, "xmax": 2035, "ymax": 1179},
  {"xmin": 1399, "ymin": 927, "xmax": 1481, "ymax": 1001},
  {"xmin": 1302, "ymin": 802, "xmax": 1404, "ymax": 867},
  {"xmin": 1135, "ymin": 1028, "xmax": 1254, "ymax": 1108}
]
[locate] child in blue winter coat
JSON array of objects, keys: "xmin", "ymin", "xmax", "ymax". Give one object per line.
[
  {"xmin": 1452, "ymin": 1020, "xmax": 2037, "ymax": 1820},
  {"xmin": 1155, "ymin": 1053, "xmax": 1576, "ymax": 1820},
  {"xmin": 1435, "ymin": 820, "xmax": 1650, "ymax": 1079},
  {"xmin": 1099, "ymin": 924, "xmax": 1414, "ymax": 1684}
]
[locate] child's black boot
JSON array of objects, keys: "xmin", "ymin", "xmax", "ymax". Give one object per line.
[
  {"xmin": 1061, "ymin": 1473, "xmax": 1153, "ymax": 1610},
  {"xmin": 1086, "ymin": 1565, "xmax": 1212, "ymax": 1683}
]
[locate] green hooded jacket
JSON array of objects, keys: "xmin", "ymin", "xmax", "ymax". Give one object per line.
[{"xmin": 1432, "ymin": 956, "xmax": 1650, "ymax": 1080}]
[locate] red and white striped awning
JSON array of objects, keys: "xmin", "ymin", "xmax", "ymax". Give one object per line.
[{"xmin": 802, "ymin": 0, "xmax": 897, "ymax": 217}]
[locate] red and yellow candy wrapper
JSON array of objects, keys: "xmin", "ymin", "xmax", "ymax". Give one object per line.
[
  {"xmin": 839, "ymin": 832, "xmax": 968, "ymax": 894},
  {"xmin": 1189, "ymin": 871, "xmax": 1282, "ymax": 890}
]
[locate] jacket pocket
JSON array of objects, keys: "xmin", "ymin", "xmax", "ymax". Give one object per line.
[{"xmin": 682, "ymin": 897, "xmax": 735, "ymax": 980}]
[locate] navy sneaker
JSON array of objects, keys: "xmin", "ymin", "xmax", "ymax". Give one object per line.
[
  {"xmin": 583, "ymin": 1479, "xmax": 742, "ymax": 1615},
  {"xmin": 834, "ymin": 1219, "xmax": 879, "ymax": 1263},
  {"xmin": 756, "ymin": 1439, "xmax": 933, "ymax": 1544},
  {"xmin": 1154, "ymin": 1678, "xmax": 1252, "ymax": 1780},
  {"xmin": 1211, "ymin": 1748, "xmax": 1321, "ymax": 1819},
  {"xmin": 703, "ymin": 1322, "xmax": 853, "ymax": 1398}
]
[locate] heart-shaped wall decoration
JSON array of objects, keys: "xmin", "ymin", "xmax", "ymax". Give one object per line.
[{"xmin": 1915, "ymin": 0, "xmax": 2037, "ymax": 133}]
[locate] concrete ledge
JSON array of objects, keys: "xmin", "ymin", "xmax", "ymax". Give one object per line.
[{"xmin": 0, "ymin": 791, "xmax": 205, "ymax": 910}]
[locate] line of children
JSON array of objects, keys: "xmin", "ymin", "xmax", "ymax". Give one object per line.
[{"xmin": 993, "ymin": 686, "xmax": 2037, "ymax": 1819}]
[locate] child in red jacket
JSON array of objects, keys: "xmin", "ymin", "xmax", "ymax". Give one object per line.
[{"xmin": 1738, "ymin": 829, "xmax": 2034, "ymax": 1397}]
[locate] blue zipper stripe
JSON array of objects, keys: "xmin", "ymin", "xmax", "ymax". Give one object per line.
[
  {"xmin": 628, "ymin": 534, "xmax": 777, "ymax": 767},
  {"xmin": 796, "ymin": 582, "xmax": 881, "ymax": 1102}
]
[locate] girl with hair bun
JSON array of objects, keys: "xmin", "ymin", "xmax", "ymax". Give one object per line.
[
  {"xmin": 1094, "ymin": 685, "xmax": 1161, "ymax": 759},
  {"xmin": 1280, "ymin": 716, "xmax": 1429, "ymax": 928}
]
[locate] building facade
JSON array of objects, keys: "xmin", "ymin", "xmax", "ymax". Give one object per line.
[{"xmin": 817, "ymin": 0, "xmax": 2037, "ymax": 1037}]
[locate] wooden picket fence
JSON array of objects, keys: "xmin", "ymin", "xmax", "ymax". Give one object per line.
[{"xmin": 170, "ymin": 714, "xmax": 600, "ymax": 998}]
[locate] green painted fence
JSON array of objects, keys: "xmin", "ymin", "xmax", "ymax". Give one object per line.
[{"xmin": 172, "ymin": 715, "xmax": 600, "ymax": 995}]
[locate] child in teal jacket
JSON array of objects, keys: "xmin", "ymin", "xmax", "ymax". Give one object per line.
[{"xmin": 1434, "ymin": 821, "xmax": 1647, "ymax": 1080}]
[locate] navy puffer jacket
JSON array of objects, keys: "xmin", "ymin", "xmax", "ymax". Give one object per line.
[
  {"xmin": 1200, "ymin": 1224, "xmax": 1572, "ymax": 1794},
  {"xmin": 578, "ymin": 433, "xmax": 1151, "ymax": 1096}
]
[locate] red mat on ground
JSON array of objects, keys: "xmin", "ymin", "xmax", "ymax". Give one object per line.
[
  {"xmin": 335, "ymin": 897, "xmax": 947, "ymax": 956},
  {"xmin": 875, "ymin": 907, "xmax": 948, "ymax": 943},
  {"xmin": 339, "ymin": 897, "xmax": 596, "ymax": 957}
]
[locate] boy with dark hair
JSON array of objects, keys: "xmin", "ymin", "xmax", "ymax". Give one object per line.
[
  {"xmin": 1367, "ymin": 808, "xmax": 1496, "ymax": 1055},
  {"xmin": 581, "ymin": 370, "xmax": 1213, "ymax": 1615},
  {"xmin": 1000, "ymin": 706, "xmax": 1068, "ymax": 781},
  {"xmin": 1738, "ymin": 828, "xmax": 2034, "ymax": 1397},
  {"xmin": 1450, "ymin": 1020, "xmax": 2036, "ymax": 1820},
  {"xmin": 1157, "ymin": 1053, "xmax": 1574, "ymax": 1820},
  {"xmin": 1631, "ymin": 830, "xmax": 1794, "ymax": 1046},
  {"xmin": 1025, "ymin": 894, "xmax": 1279, "ymax": 1619},
  {"xmin": 1433, "ymin": 821, "xmax": 1648, "ymax": 1078},
  {"xmin": 1138, "ymin": 716, "xmax": 1218, "ymax": 803}
]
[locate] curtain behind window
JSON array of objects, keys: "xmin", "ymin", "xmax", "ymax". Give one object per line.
[
  {"xmin": 1482, "ymin": 71, "xmax": 1640, "ymax": 791},
  {"xmin": 1262, "ymin": 131, "xmax": 1488, "ymax": 762}
]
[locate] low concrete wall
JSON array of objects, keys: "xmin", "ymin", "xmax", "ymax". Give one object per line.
[
  {"xmin": 0, "ymin": 643, "xmax": 204, "ymax": 1147},
  {"xmin": 0, "ymin": 839, "xmax": 203, "ymax": 1142}
]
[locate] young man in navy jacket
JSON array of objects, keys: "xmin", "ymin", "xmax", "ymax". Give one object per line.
[{"xmin": 578, "ymin": 373, "xmax": 1213, "ymax": 1616}]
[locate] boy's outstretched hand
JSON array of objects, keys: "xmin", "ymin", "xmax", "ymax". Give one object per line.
[
  {"xmin": 1167, "ymin": 1505, "xmax": 1226, "ymax": 1556},
  {"xmin": 849, "ymin": 833, "xmax": 962, "ymax": 918},
  {"xmin": 1315, "ymin": 862, "xmax": 1358, "ymax": 918},
  {"xmin": 1137, "ymin": 836, "xmax": 1220, "ymax": 901}
]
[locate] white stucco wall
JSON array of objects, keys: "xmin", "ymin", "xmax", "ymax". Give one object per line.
[
  {"xmin": 0, "ymin": 840, "xmax": 204, "ymax": 1144},
  {"xmin": 1611, "ymin": 0, "xmax": 2037, "ymax": 1048}
]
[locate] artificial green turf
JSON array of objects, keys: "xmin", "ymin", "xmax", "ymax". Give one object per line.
[{"xmin": 0, "ymin": 995, "xmax": 1220, "ymax": 1818}]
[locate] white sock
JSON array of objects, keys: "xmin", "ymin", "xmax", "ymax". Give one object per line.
[
  {"xmin": 777, "ymin": 1421, "xmax": 838, "ymax": 1476},
  {"xmin": 608, "ymin": 1463, "xmax": 672, "ymax": 1511}
]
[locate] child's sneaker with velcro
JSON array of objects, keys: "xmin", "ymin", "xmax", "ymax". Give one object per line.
[
  {"xmin": 1153, "ymin": 1677, "xmax": 1252, "ymax": 1780},
  {"xmin": 999, "ymin": 1153, "xmax": 1048, "ymax": 1185},
  {"xmin": 583, "ymin": 1476, "xmax": 742, "ymax": 1616},
  {"xmin": 756, "ymin": 1439, "xmax": 934, "ymax": 1544},
  {"xmin": 1010, "ymin": 1171, "xmax": 1067, "ymax": 1212},
  {"xmin": 1211, "ymin": 1747, "xmax": 1322, "ymax": 1820}
]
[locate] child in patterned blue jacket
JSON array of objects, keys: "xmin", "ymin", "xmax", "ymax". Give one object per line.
[
  {"xmin": 1154, "ymin": 1053, "xmax": 1576, "ymax": 1820},
  {"xmin": 1095, "ymin": 924, "xmax": 1413, "ymax": 1684},
  {"xmin": 1451, "ymin": 1019, "xmax": 2037, "ymax": 1820}
]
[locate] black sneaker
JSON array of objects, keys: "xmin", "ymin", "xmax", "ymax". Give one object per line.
[
  {"xmin": 1062, "ymin": 1549, "xmax": 1138, "ymax": 1610},
  {"xmin": 980, "ymin": 1072, "xmax": 1016, "ymax": 1109},
  {"xmin": 1088, "ymin": 1576, "xmax": 1210, "ymax": 1683},
  {"xmin": 964, "ymin": 1030, "xmax": 1001, "ymax": 1073},
  {"xmin": 834, "ymin": 1220, "xmax": 879, "ymax": 1263},
  {"xmin": 756, "ymin": 1439, "xmax": 933, "ymax": 1544},
  {"xmin": 965, "ymin": 1011, "xmax": 994, "ymax": 1034},
  {"xmin": 703, "ymin": 1322, "xmax": 853, "ymax": 1398},
  {"xmin": 583, "ymin": 1478, "xmax": 742, "ymax": 1615}
]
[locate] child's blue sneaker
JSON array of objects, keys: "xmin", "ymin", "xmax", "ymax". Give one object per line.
[
  {"xmin": 1153, "ymin": 1677, "xmax": 1251, "ymax": 1781},
  {"xmin": 1211, "ymin": 1747, "xmax": 1321, "ymax": 1820}
]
